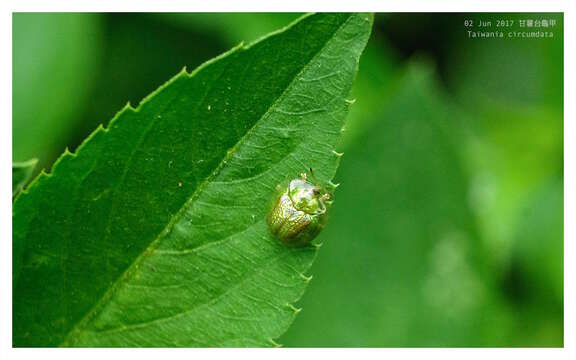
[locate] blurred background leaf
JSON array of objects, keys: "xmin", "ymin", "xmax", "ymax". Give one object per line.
[
  {"xmin": 282, "ymin": 62, "xmax": 496, "ymax": 346},
  {"xmin": 13, "ymin": 13, "xmax": 102, "ymax": 170},
  {"xmin": 152, "ymin": 13, "xmax": 302, "ymax": 44},
  {"xmin": 12, "ymin": 12, "xmax": 563, "ymax": 347},
  {"xmin": 12, "ymin": 159, "xmax": 37, "ymax": 196}
]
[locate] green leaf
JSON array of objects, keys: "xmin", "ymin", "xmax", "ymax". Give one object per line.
[
  {"xmin": 13, "ymin": 13, "xmax": 373, "ymax": 347},
  {"xmin": 12, "ymin": 159, "xmax": 38, "ymax": 196},
  {"xmin": 13, "ymin": 13, "xmax": 102, "ymax": 165},
  {"xmin": 154, "ymin": 13, "xmax": 304, "ymax": 45},
  {"xmin": 462, "ymin": 105, "xmax": 563, "ymax": 266},
  {"xmin": 501, "ymin": 178, "xmax": 563, "ymax": 346},
  {"xmin": 512, "ymin": 178, "xmax": 563, "ymax": 304}
]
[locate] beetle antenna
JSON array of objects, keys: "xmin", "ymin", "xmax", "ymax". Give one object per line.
[
  {"xmin": 308, "ymin": 167, "xmax": 331, "ymax": 194},
  {"xmin": 308, "ymin": 167, "xmax": 319, "ymax": 183}
]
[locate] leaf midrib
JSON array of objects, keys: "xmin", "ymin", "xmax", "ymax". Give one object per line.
[{"xmin": 60, "ymin": 13, "xmax": 354, "ymax": 346}]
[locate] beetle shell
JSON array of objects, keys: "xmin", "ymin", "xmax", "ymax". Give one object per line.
[{"xmin": 267, "ymin": 176, "xmax": 330, "ymax": 247}]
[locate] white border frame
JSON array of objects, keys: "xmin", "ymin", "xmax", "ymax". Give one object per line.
[{"xmin": 2, "ymin": 1, "xmax": 574, "ymax": 360}]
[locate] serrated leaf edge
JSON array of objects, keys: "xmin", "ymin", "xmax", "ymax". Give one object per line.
[{"xmin": 14, "ymin": 13, "xmax": 368, "ymax": 347}]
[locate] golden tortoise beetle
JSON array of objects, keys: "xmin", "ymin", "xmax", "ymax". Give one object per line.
[{"xmin": 267, "ymin": 168, "xmax": 332, "ymax": 247}]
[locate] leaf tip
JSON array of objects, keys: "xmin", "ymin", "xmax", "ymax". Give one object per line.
[
  {"xmin": 287, "ymin": 303, "xmax": 302, "ymax": 315},
  {"xmin": 35, "ymin": 168, "xmax": 52, "ymax": 182},
  {"xmin": 331, "ymin": 150, "xmax": 344, "ymax": 158},
  {"xmin": 299, "ymin": 273, "xmax": 313, "ymax": 283},
  {"xmin": 97, "ymin": 123, "xmax": 109, "ymax": 133},
  {"xmin": 124, "ymin": 101, "xmax": 137, "ymax": 112},
  {"xmin": 63, "ymin": 147, "xmax": 75, "ymax": 158},
  {"xmin": 268, "ymin": 338, "xmax": 282, "ymax": 348},
  {"xmin": 328, "ymin": 180, "xmax": 341, "ymax": 189}
]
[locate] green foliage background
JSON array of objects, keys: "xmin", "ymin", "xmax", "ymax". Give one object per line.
[{"xmin": 13, "ymin": 13, "xmax": 563, "ymax": 346}]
